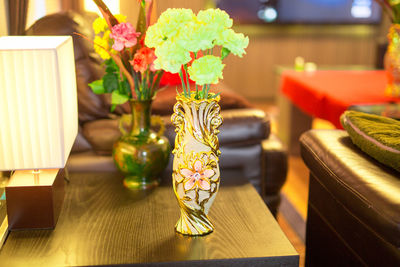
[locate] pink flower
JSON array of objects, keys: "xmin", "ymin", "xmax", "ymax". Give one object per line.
[
  {"xmin": 180, "ymin": 160, "xmax": 214, "ymax": 191},
  {"xmin": 110, "ymin": 22, "xmax": 141, "ymax": 51},
  {"xmin": 130, "ymin": 47, "xmax": 156, "ymax": 73}
]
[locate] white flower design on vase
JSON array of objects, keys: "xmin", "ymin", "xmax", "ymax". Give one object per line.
[{"xmin": 180, "ymin": 160, "xmax": 214, "ymax": 191}]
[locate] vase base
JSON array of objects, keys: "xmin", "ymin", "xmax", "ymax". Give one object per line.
[
  {"xmin": 175, "ymin": 227, "xmax": 213, "ymax": 236},
  {"xmin": 175, "ymin": 213, "xmax": 214, "ymax": 236},
  {"xmin": 123, "ymin": 176, "xmax": 160, "ymax": 190}
]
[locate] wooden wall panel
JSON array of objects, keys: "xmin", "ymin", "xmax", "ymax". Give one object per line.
[
  {"xmin": 155, "ymin": 0, "xmax": 205, "ymax": 13},
  {"xmin": 222, "ymin": 36, "xmax": 377, "ymax": 100}
]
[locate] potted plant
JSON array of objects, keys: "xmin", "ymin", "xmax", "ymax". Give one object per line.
[{"xmin": 86, "ymin": 0, "xmax": 170, "ymax": 190}]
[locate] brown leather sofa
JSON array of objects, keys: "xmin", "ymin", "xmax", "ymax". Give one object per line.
[
  {"xmin": 26, "ymin": 11, "xmax": 288, "ymax": 216},
  {"xmin": 300, "ymin": 130, "xmax": 400, "ymax": 266}
]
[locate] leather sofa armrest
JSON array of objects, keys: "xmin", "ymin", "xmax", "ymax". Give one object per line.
[{"xmin": 261, "ymin": 134, "xmax": 288, "ymax": 216}]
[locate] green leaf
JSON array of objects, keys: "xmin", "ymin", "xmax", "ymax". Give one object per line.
[
  {"xmin": 105, "ymin": 58, "xmax": 118, "ymax": 72},
  {"xmin": 110, "ymin": 104, "xmax": 117, "ymax": 112},
  {"xmin": 210, "ymin": 92, "xmax": 221, "ymax": 99},
  {"xmin": 136, "ymin": 1, "xmax": 147, "ymax": 35},
  {"xmin": 111, "ymin": 90, "xmax": 129, "ymax": 105},
  {"xmin": 105, "ymin": 58, "xmax": 114, "ymax": 65},
  {"xmin": 221, "ymin": 47, "xmax": 230, "ymax": 60},
  {"xmin": 121, "ymin": 79, "xmax": 131, "ymax": 95},
  {"xmin": 105, "ymin": 66, "xmax": 116, "ymax": 73},
  {"xmin": 103, "ymin": 73, "xmax": 119, "ymax": 93},
  {"xmin": 88, "ymin": 80, "xmax": 105, "ymax": 94}
]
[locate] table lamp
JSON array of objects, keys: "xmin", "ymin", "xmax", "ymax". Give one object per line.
[{"xmin": 0, "ymin": 36, "xmax": 78, "ymax": 230}]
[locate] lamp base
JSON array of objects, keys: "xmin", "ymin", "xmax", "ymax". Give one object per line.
[{"xmin": 5, "ymin": 169, "xmax": 65, "ymax": 230}]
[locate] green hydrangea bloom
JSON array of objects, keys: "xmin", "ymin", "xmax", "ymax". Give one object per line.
[
  {"xmin": 216, "ymin": 29, "xmax": 249, "ymax": 57},
  {"xmin": 188, "ymin": 55, "xmax": 225, "ymax": 85},
  {"xmin": 177, "ymin": 20, "xmax": 215, "ymax": 52},
  {"xmin": 158, "ymin": 8, "xmax": 195, "ymax": 37},
  {"xmin": 197, "ymin": 8, "xmax": 232, "ymax": 29},
  {"xmin": 153, "ymin": 40, "xmax": 192, "ymax": 73},
  {"xmin": 146, "ymin": 8, "xmax": 195, "ymax": 48},
  {"xmin": 145, "ymin": 23, "xmax": 164, "ymax": 48}
]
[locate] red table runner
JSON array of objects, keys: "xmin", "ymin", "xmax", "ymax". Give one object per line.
[{"xmin": 280, "ymin": 70, "xmax": 399, "ymax": 128}]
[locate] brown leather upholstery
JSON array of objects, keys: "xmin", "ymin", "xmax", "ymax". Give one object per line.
[
  {"xmin": 300, "ymin": 130, "xmax": 400, "ymax": 266},
  {"xmin": 262, "ymin": 134, "xmax": 288, "ymax": 216},
  {"xmin": 26, "ymin": 11, "xmax": 110, "ymax": 123},
  {"xmin": 26, "ymin": 10, "xmax": 288, "ymax": 215}
]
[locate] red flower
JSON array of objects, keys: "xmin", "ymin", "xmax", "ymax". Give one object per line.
[{"xmin": 130, "ymin": 47, "xmax": 156, "ymax": 73}]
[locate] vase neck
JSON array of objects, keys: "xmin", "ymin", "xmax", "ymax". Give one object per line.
[{"xmin": 130, "ymin": 100, "xmax": 151, "ymax": 136}]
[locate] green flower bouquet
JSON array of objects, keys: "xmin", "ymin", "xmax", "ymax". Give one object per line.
[{"xmin": 144, "ymin": 8, "xmax": 249, "ymax": 99}]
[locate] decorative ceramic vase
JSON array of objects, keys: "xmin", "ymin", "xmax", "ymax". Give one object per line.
[
  {"xmin": 171, "ymin": 94, "xmax": 223, "ymax": 235},
  {"xmin": 113, "ymin": 100, "xmax": 170, "ymax": 190},
  {"xmin": 384, "ymin": 23, "xmax": 400, "ymax": 97}
]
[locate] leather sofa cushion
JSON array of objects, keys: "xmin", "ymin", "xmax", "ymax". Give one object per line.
[
  {"xmin": 26, "ymin": 11, "xmax": 111, "ymax": 123},
  {"xmin": 152, "ymin": 83, "xmax": 253, "ymax": 115},
  {"xmin": 300, "ymin": 130, "xmax": 400, "ymax": 248},
  {"xmin": 83, "ymin": 109, "xmax": 270, "ymax": 155},
  {"xmin": 71, "ymin": 126, "xmax": 92, "ymax": 153},
  {"xmin": 104, "ymin": 82, "xmax": 254, "ymax": 116}
]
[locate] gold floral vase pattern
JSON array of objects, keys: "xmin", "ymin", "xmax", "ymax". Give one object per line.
[
  {"xmin": 171, "ymin": 94, "xmax": 223, "ymax": 236},
  {"xmin": 384, "ymin": 23, "xmax": 400, "ymax": 97}
]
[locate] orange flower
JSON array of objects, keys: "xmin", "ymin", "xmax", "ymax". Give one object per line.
[{"xmin": 130, "ymin": 47, "xmax": 156, "ymax": 73}]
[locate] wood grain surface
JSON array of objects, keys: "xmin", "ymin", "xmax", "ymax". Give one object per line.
[{"xmin": 0, "ymin": 172, "xmax": 298, "ymax": 266}]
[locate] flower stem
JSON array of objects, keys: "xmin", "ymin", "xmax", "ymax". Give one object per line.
[
  {"xmin": 179, "ymin": 69, "xmax": 187, "ymax": 97},
  {"xmin": 183, "ymin": 64, "xmax": 191, "ymax": 97},
  {"xmin": 132, "ymin": 67, "xmax": 140, "ymax": 100},
  {"xmin": 202, "ymin": 84, "xmax": 206, "ymax": 99},
  {"xmin": 148, "ymin": 70, "xmax": 155, "ymax": 98},
  {"xmin": 151, "ymin": 70, "xmax": 164, "ymax": 96},
  {"xmin": 194, "ymin": 52, "xmax": 199, "ymax": 97},
  {"xmin": 141, "ymin": 71, "xmax": 147, "ymax": 100}
]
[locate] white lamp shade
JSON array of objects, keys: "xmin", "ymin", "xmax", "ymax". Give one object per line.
[{"xmin": 0, "ymin": 36, "xmax": 78, "ymax": 170}]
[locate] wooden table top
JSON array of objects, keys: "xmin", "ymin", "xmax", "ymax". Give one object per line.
[{"xmin": 0, "ymin": 172, "xmax": 298, "ymax": 266}]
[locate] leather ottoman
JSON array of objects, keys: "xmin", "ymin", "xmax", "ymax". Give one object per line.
[{"xmin": 300, "ymin": 130, "xmax": 400, "ymax": 266}]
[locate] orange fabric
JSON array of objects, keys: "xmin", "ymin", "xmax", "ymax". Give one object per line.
[{"xmin": 280, "ymin": 70, "xmax": 399, "ymax": 128}]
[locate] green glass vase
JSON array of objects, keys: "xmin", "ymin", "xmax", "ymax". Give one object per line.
[{"xmin": 112, "ymin": 100, "xmax": 170, "ymax": 190}]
